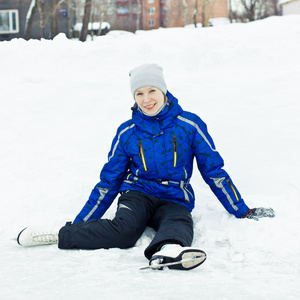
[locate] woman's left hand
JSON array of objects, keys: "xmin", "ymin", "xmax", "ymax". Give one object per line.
[{"xmin": 242, "ymin": 207, "xmax": 275, "ymax": 221}]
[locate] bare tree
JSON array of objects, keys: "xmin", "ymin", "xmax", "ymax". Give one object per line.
[
  {"xmin": 259, "ymin": 0, "xmax": 281, "ymax": 18},
  {"xmin": 136, "ymin": 0, "xmax": 142, "ymax": 31},
  {"xmin": 238, "ymin": 0, "xmax": 280, "ymax": 22},
  {"xmin": 206, "ymin": 0, "xmax": 217, "ymax": 25},
  {"xmin": 93, "ymin": 0, "xmax": 111, "ymax": 36},
  {"xmin": 37, "ymin": 0, "xmax": 46, "ymax": 38},
  {"xmin": 80, "ymin": 0, "xmax": 92, "ymax": 42},
  {"xmin": 202, "ymin": 0, "xmax": 218, "ymax": 27},
  {"xmin": 202, "ymin": 0, "xmax": 206, "ymax": 27},
  {"xmin": 25, "ymin": 0, "xmax": 38, "ymax": 40},
  {"xmin": 240, "ymin": 0, "xmax": 258, "ymax": 21},
  {"xmin": 193, "ymin": 0, "xmax": 198, "ymax": 27},
  {"xmin": 25, "ymin": 0, "xmax": 67, "ymax": 40},
  {"xmin": 228, "ymin": 0, "xmax": 233, "ymax": 23},
  {"xmin": 51, "ymin": 0, "xmax": 58, "ymax": 38}
]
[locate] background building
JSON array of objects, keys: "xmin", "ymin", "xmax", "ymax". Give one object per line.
[
  {"xmin": 0, "ymin": 0, "xmax": 74, "ymax": 41},
  {"xmin": 280, "ymin": 0, "xmax": 300, "ymax": 15},
  {"xmin": 109, "ymin": 0, "xmax": 228, "ymax": 31},
  {"xmin": 0, "ymin": 0, "xmax": 229, "ymax": 41}
]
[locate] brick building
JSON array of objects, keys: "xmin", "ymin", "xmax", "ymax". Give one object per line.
[
  {"xmin": 110, "ymin": 0, "xmax": 228, "ymax": 31},
  {"xmin": 1, "ymin": 0, "xmax": 228, "ymax": 41}
]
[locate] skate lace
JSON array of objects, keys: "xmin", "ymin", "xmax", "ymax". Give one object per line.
[{"xmin": 32, "ymin": 233, "xmax": 58, "ymax": 243}]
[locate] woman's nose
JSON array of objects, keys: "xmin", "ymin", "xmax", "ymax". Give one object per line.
[{"xmin": 143, "ymin": 94, "xmax": 150, "ymax": 102}]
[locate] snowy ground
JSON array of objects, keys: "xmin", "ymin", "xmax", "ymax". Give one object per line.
[{"xmin": 1, "ymin": 15, "xmax": 300, "ymax": 299}]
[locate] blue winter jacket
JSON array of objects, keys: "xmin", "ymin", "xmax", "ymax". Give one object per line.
[{"xmin": 73, "ymin": 91, "xmax": 249, "ymax": 223}]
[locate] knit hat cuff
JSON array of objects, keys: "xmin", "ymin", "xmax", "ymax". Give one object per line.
[{"xmin": 130, "ymin": 76, "xmax": 167, "ymax": 96}]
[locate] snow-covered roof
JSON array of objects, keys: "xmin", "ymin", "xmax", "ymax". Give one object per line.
[
  {"xmin": 279, "ymin": 0, "xmax": 299, "ymax": 5},
  {"xmin": 73, "ymin": 22, "xmax": 111, "ymax": 31}
]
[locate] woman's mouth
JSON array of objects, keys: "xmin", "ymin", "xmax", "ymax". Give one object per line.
[{"xmin": 144, "ymin": 103, "xmax": 156, "ymax": 110}]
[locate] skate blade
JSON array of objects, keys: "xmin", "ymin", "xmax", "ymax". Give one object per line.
[
  {"xmin": 140, "ymin": 251, "xmax": 207, "ymax": 271},
  {"xmin": 181, "ymin": 251, "xmax": 206, "ymax": 269}
]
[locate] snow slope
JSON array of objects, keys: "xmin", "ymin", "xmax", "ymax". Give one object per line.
[{"xmin": 1, "ymin": 15, "xmax": 300, "ymax": 299}]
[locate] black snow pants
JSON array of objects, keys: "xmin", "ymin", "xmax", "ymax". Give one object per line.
[{"xmin": 58, "ymin": 190, "xmax": 194, "ymax": 259}]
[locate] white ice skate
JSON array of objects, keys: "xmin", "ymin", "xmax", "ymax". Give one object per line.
[
  {"xmin": 148, "ymin": 244, "xmax": 206, "ymax": 270},
  {"xmin": 17, "ymin": 227, "xmax": 59, "ymax": 247}
]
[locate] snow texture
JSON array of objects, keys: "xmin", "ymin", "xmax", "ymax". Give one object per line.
[{"xmin": 1, "ymin": 15, "xmax": 300, "ymax": 300}]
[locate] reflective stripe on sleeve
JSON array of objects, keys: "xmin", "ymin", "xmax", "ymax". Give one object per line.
[
  {"xmin": 108, "ymin": 124, "xmax": 135, "ymax": 161},
  {"xmin": 210, "ymin": 177, "xmax": 238, "ymax": 211},
  {"xmin": 83, "ymin": 187, "xmax": 110, "ymax": 221},
  {"xmin": 177, "ymin": 115, "xmax": 217, "ymax": 152}
]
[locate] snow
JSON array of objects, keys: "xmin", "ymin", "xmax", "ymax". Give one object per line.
[
  {"xmin": 1, "ymin": 15, "xmax": 300, "ymax": 299},
  {"xmin": 208, "ymin": 17, "xmax": 230, "ymax": 26}
]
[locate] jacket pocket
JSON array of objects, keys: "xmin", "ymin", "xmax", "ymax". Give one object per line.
[
  {"xmin": 173, "ymin": 135, "xmax": 177, "ymax": 168},
  {"xmin": 138, "ymin": 140, "xmax": 148, "ymax": 172}
]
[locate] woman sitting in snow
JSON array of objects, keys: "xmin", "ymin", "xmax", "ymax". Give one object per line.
[{"xmin": 16, "ymin": 63, "xmax": 275, "ymax": 270}]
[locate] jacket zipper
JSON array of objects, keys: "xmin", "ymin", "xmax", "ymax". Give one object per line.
[
  {"xmin": 226, "ymin": 180, "xmax": 239, "ymax": 202},
  {"xmin": 138, "ymin": 140, "xmax": 148, "ymax": 172},
  {"xmin": 173, "ymin": 135, "xmax": 177, "ymax": 168}
]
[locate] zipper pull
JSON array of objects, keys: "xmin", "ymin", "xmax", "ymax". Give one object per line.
[
  {"xmin": 173, "ymin": 135, "xmax": 177, "ymax": 168},
  {"xmin": 138, "ymin": 140, "xmax": 142, "ymax": 157},
  {"xmin": 138, "ymin": 140, "xmax": 148, "ymax": 172}
]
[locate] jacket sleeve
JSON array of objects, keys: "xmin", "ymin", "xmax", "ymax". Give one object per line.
[
  {"xmin": 73, "ymin": 126, "xmax": 130, "ymax": 223},
  {"xmin": 192, "ymin": 116, "xmax": 249, "ymax": 218}
]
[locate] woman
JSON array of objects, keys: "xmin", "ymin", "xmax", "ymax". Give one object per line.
[{"xmin": 17, "ymin": 64, "xmax": 275, "ymax": 270}]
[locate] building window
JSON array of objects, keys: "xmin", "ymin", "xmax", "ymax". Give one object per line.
[
  {"xmin": 0, "ymin": 10, "xmax": 19, "ymax": 34},
  {"xmin": 116, "ymin": 7, "xmax": 129, "ymax": 16},
  {"xmin": 148, "ymin": 7, "xmax": 155, "ymax": 15},
  {"xmin": 148, "ymin": 0, "xmax": 155, "ymax": 3},
  {"xmin": 148, "ymin": 19, "xmax": 155, "ymax": 26}
]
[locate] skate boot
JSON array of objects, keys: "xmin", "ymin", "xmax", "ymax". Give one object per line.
[
  {"xmin": 149, "ymin": 244, "xmax": 206, "ymax": 270},
  {"xmin": 17, "ymin": 227, "xmax": 59, "ymax": 247}
]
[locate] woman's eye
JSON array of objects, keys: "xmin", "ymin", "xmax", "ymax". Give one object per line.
[{"xmin": 150, "ymin": 89, "xmax": 155, "ymax": 93}]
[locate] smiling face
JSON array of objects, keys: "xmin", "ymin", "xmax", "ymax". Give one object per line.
[{"xmin": 134, "ymin": 86, "xmax": 165, "ymax": 115}]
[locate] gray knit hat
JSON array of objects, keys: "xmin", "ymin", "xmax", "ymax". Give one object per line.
[{"xmin": 129, "ymin": 63, "xmax": 167, "ymax": 97}]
